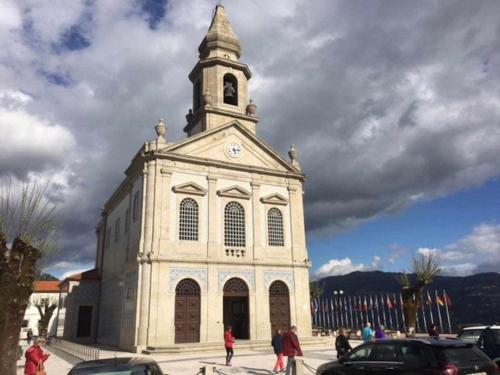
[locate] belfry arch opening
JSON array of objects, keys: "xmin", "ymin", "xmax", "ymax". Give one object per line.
[
  {"xmin": 223, "ymin": 73, "xmax": 238, "ymax": 106},
  {"xmin": 223, "ymin": 277, "xmax": 249, "ymax": 339}
]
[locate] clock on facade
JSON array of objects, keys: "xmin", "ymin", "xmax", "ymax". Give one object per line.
[{"xmin": 226, "ymin": 143, "xmax": 242, "ymax": 158}]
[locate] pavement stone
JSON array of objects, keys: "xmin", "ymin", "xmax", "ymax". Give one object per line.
[{"xmin": 16, "ymin": 340, "xmax": 361, "ymax": 375}]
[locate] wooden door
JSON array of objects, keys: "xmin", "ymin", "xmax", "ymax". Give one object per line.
[
  {"xmin": 175, "ymin": 279, "xmax": 200, "ymax": 344},
  {"xmin": 269, "ymin": 281, "xmax": 290, "ymax": 333}
]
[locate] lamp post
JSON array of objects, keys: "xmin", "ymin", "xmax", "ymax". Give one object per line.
[{"xmin": 334, "ymin": 290, "xmax": 344, "ymax": 329}]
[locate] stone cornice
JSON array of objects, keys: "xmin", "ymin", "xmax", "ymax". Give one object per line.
[
  {"xmin": 188, "ymin": 57, "xmax": 252, "ymax": 81},
  {"xmin": 183, "ymin": 105, "xmax": 259, "ymax": 134},
  {"xmin": 147, "ymin": 256, "xmax": 311, "ymax": 269}
]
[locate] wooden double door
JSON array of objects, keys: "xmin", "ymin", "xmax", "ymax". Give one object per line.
[
  {"xmin": 269, "ymin": 281, "xmax": 290, "ymax": 333},
  {"xmin": 175, "ymin": 279, "xmax": 200, "ymax": 344}
]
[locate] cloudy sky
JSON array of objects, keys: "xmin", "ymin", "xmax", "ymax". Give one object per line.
[{"xmin": 1, "ymin": 0, "xmax": 500, "ymax": 279}]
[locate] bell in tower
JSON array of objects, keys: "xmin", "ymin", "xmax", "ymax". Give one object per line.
[{"xmin": 183, "ymin": 4, "xmax": 259, "ymax": 137}]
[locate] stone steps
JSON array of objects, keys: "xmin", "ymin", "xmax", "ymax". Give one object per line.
[{"xmin": 143, "ymin": 336, "xmax": 332, "ymax": 354}]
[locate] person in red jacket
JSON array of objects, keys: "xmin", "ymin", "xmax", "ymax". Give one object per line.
[
  {"xmin": 283, "ymin": 326, "xmax": 303, "ymax": 375},
  {"xmin": 24, "ymin": 336, "xmax": 50, "ymax": 375},
  {"xmin": 224, "ymin": 326, "xmax": 235, "ymax": 366}
]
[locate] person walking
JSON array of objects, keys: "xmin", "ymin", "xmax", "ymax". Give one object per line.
[
  {"xmin": 428, "ymin": 324, "xmax": 439, "ymax": 338},
  {"xmin": 24, "ymin": 336, "xmax": 50, "ymax": 375},
  {"xmin": 283, "ymin": 326, "xmax": 303, "ymax": 375},
  {"xmin": 224, "ymin": 326, "xmax": 235, "ymax": 366},
  {"xmin": 271, "ymin": 329, "xmax": 285, "ymax": 373},
  {"xmin": 26, "ymin": 328, "xmax": 33, "ymax": 345},
  {"xmin": 375, "ymin": 325, "xmax": 386, "ymax": 339},
  {"xmin": 362, "ymin": 322, "xmax": 374, "ymax": 342},
  {"xmin": 335, "ymin": 328, "xmax": 352, "ymax": 359}
]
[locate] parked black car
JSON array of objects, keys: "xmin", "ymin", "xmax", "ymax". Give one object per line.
[
  {"xmin": 458, "ymin": 325, "xmax": 500, "ymax": 362},
  {"xmin": 316, "ymin": 338, "xmax": 500, "ymax": 374},
  {"xmin": 68, "ymin": 357, "xmax": 163, "ymax": 375}
]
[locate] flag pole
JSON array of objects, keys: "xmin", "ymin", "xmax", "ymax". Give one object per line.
[
  {"xmin": 387, "ymin": 294, "xmax": 394, "ymax": 330},
  {"xmin": 399, "ymin": 293, "xmax": 406, "ymax": 334},
  {"xmin": 374, "ymin": 293, "xmax": 380, "ymax": 327},
  {"xmin": 435, "ymin": 290, "xmax": 444, "ymax": 334},
  {"xmin": 393, "ymin": 293, "xmax": 400, "ymax": 332},
  {"xmin": 369, "ymin": 295, "xmax": 374, "ymax": 326},
  {"xmin": 427, "ymin": 290, "xmax": 434, "ymax": 325},
  {"xmin": 354, "ymin": 295, "xmax": 360, "ymax": 329},
  {"xmin": 348, "ymin": 296, "xmax": 353, "ymax": 330},
  {"xmin": 381, "ymin": 294, "xmax": 387, "ymax": 327},
  {"xmin": 421, "ymin": 297, "xmax": 428, "ymax": 333},
  {"xmin": 443, "ymin": 289, "xmax": 452, "ymax": 334},
  {"xmin": 345, "ymin": 296, "xmax": 350, "ymax": 329}
]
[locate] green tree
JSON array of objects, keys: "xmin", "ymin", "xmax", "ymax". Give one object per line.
[
  {"xmin": 0, "ymin": 181, "xmax": 58, "ymax": 375},
  {"xmin": 34, "ymin": 298, "xmax": 58, "ymax": 337},
  {"xmin": 310, "ymin": 282, "xmax": 324, "ymax": 300},
  {"xmin": 36, "ymin": 272, "xmax": 59, "ymax": 281},
  {"xmin": 400, "ymin": 253, "xmax": 441, "ymax": 336}
]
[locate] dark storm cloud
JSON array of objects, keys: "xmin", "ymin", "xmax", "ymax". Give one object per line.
[{"xmin": 1, "ymin": 0, "xmax": 500, "ymax": 272}]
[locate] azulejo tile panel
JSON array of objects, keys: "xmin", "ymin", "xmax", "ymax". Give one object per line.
[
  {"xmin": 170, "ymin": 267, "xmax": 208, "ymax": 292},
  {"xmin": 263, "ymin": 271, "xmax": 295, "ymax": 292},
  {"xmin": 217, "ymin": 270, "xmax": 255, "ymax": 291}
]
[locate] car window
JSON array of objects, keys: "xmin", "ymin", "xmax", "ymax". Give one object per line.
[
  {"xmin": 439, "ymin": 346, "xmax": 491, "ymax": 366},
  {"xmin": 483, "ymin": 329, "xmax": 500, "ymax": 346},
  {"xmin": 347, "ymin": 344, "xmax": 374, "ymax": 361},
  {"xmin": 458, "ymin": 329, "xmax": 483, "ymax": 342},
  {"xmin": 369, "ymin": 344, "xmax": 399, "ymax": 362},
  {"xmin": 400, "ymin": 344, "xmax": 436, "ymax": 367}
]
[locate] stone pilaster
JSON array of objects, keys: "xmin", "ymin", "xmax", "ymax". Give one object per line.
[
  {"xmin": 136, "ymin": 161, "xmax": 156, "ymax": 349},
  {"xmin": 251, "ymin": 182, "xmax": 262, "ymax": 260},
  {"xmin": 207, "ymin": 176, "xmax": 218, "ymax": 259},
  {"xmin": 288, "ymin": 184, "xmax": 307, "ymax": 263},
  {"xmin": 158, "ymin": 168, "xmax": 172, "ymax": 254}
]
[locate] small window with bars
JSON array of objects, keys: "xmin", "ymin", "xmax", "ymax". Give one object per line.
[
  {"xmin": 179, "ymin": 198, "xmax": 199, "ymax": 241},
  {"xmin": 224, "ymin": 201, "xmax": 246, "ymax": 247},
  {"xmin": 268, "ymin": 208, "xmax": 284, "ymax": 246}
]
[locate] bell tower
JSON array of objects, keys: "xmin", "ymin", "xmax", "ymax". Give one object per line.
[{"xmin": 184, "ymin": 5, "xmax": 259, "ymax": 137}]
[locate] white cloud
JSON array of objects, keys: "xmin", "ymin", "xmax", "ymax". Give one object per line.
[
  {"xmin": 314, "ymin": 256, "xmax": 382, "ymax": 279},
  {"xmin": 420, "ymin": 223, "xmax": 500, "ymax": 276}
]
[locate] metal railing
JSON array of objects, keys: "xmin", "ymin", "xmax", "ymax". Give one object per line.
[{"xmin": 52, "ymin": 338, "xmax": 100, "ymax": 361}]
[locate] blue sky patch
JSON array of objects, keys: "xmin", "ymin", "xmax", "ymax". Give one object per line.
[{"xmin": 139, "ymin": 0, "xmax": 168, "ymax": 29}]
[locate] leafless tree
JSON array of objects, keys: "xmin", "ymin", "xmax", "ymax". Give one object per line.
[{"xmin": 0, "ymin": 180, "xmax": 58, "ymax": 375}]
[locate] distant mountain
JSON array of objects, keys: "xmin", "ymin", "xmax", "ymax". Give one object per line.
[{"xmin": 314, "ymin": 271, "xmax": 500, "ymax": 329}]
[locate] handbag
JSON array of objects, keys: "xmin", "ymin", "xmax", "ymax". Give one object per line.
[{"xmin": 36, "ymin": 362, "xmax": 47, "ymax": 375}]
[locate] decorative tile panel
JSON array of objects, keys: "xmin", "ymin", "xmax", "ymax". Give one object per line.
[
  {"xmin": 170, "ymin": 268, "xmax": 208, "ymax": 292},
  {"xmin": 217, "ymin": 270, "xmax": 255, "ymax": 291},
  {"xmin": 264, "ymin": 271, "xmax": 295, "ymax": 292}
]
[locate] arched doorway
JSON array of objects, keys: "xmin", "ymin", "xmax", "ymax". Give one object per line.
[
  {"xmin": 269, "ymin": 281, "xmax": 290, "ymax": 334},
  {"xmin": 175, "ymin": 279, "xmax": 200, "ymax": 344},
  {"xmin": 223, "ymin": 278, "xmax": 249, "ymax": 339}
]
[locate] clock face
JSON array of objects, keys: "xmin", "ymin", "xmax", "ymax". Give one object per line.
[{"xmin": 226, "ymin": 143, "xmax": 241, "ymax": 158}]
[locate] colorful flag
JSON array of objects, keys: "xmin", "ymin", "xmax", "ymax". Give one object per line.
[
  {"xmin": 386, "ymin": 295, "xmax": 394, "ymax": 309},
  {"xmin": 436, "ymin": 295, "xmax": 444, "ymax": 306},
  {"xmin": 363, "ymin": 296, "xmax": 368, "ymax": 311},
  {"xmin": 427, "ymin": 291, "xmax": 432, "ymax": 305},
  {"xmin": 444, "ymin": 292, "xmax": 452, "ymax": 306}
]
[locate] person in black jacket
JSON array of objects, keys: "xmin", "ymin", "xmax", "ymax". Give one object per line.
[
  {"xmin": 335, "ymin": 328, "xmax": 352, "ymax": 359},
  {"xmin": 271, "ymin": 329, "xmax": 285, "ymax": 373}
]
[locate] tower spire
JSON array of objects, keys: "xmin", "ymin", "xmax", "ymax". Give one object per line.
[{"xmin": 198, "ymin": 4, "xmax": 241, "ymax": 59}]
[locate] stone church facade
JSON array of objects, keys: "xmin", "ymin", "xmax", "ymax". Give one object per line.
[{"xmin": 92, "ymin": 5, "xmax": 311, "ymax": 352}]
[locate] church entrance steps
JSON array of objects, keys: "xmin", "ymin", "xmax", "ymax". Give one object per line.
[{"xmin": 142, "ymin": 336, "xmax": 332, "ymax": 354}]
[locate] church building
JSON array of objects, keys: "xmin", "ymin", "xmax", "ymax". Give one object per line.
[{"xmin": 87, "ymin": 5, "xmax": 311, "ymax": 352}]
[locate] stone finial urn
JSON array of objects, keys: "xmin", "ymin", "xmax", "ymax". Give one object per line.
[
  {"xmin": 246, "ymin": 99, "xmax": 257, "ymax": 116},
  {"xmin": 203, "ymin": 89, "xmax": 213, "ymax": 106},
  {"xmin": 288, "ymin": 144, "xmax": 301, "ymax": 170},
  {"xmin": 155, "ymin": 118, "xmax": 167, "ymax": 142}
]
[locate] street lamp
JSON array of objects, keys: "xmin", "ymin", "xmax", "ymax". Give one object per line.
[{"xmin": 333, "ymin": 290, "xmax": 344, "ymax": 330}]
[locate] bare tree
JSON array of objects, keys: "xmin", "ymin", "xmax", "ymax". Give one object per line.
[
  {"xmin": 0, "ymin": 181, "xmax": 58, "ymax": 375},
  {"xmin": 400, "ymin": 253, "xmax": 441, "ymax": 336}
]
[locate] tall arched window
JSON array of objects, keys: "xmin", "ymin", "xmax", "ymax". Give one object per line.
[
  {"xmin": 224, "ymin": 201, "xmax": 245, "ymax": 247},
  {"xmin": 179, "ymin": 198, "xmax": 199, "ymax": 241},
  {"xmin": 268, "ymin": 208, "xmax": 284, "ymax": 246},
  {"xmin": 223, "ymin": 73, "xmax": 238, "ymax": 106}
]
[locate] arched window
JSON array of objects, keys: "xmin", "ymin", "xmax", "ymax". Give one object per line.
[
  {"xmin": 268, "ymin": 208, "xmax": 284, "ymax": 246},
  {"xmin": 224, "ymin": 201, "xmax": 245, "ymax": 247},
  {"xmin": 223, "ymin": 73, "xmax": 238, "ymax": 106},
  {"xmin": 179, "ymin": 198, "xmax": 199, "ymax": 241},
  {"xmin": 193, "ymin": 80, "xmax": 201, "ymax": 111}
]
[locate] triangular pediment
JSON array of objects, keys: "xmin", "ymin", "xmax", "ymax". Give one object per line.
[
  {"xmin": 172, "ymin": 182, "xmax": 207, "ymax": 196},
  {"xmin": 163, "ymin": 121, "xmax": 301, "ymax": 174},
  {"xmin": 260, "ymin": 193, "xmax": 288, "ymax": 206},
  {"xmin": 217, "ymin": 185, "xmax": 251, "ymax": 199}
]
